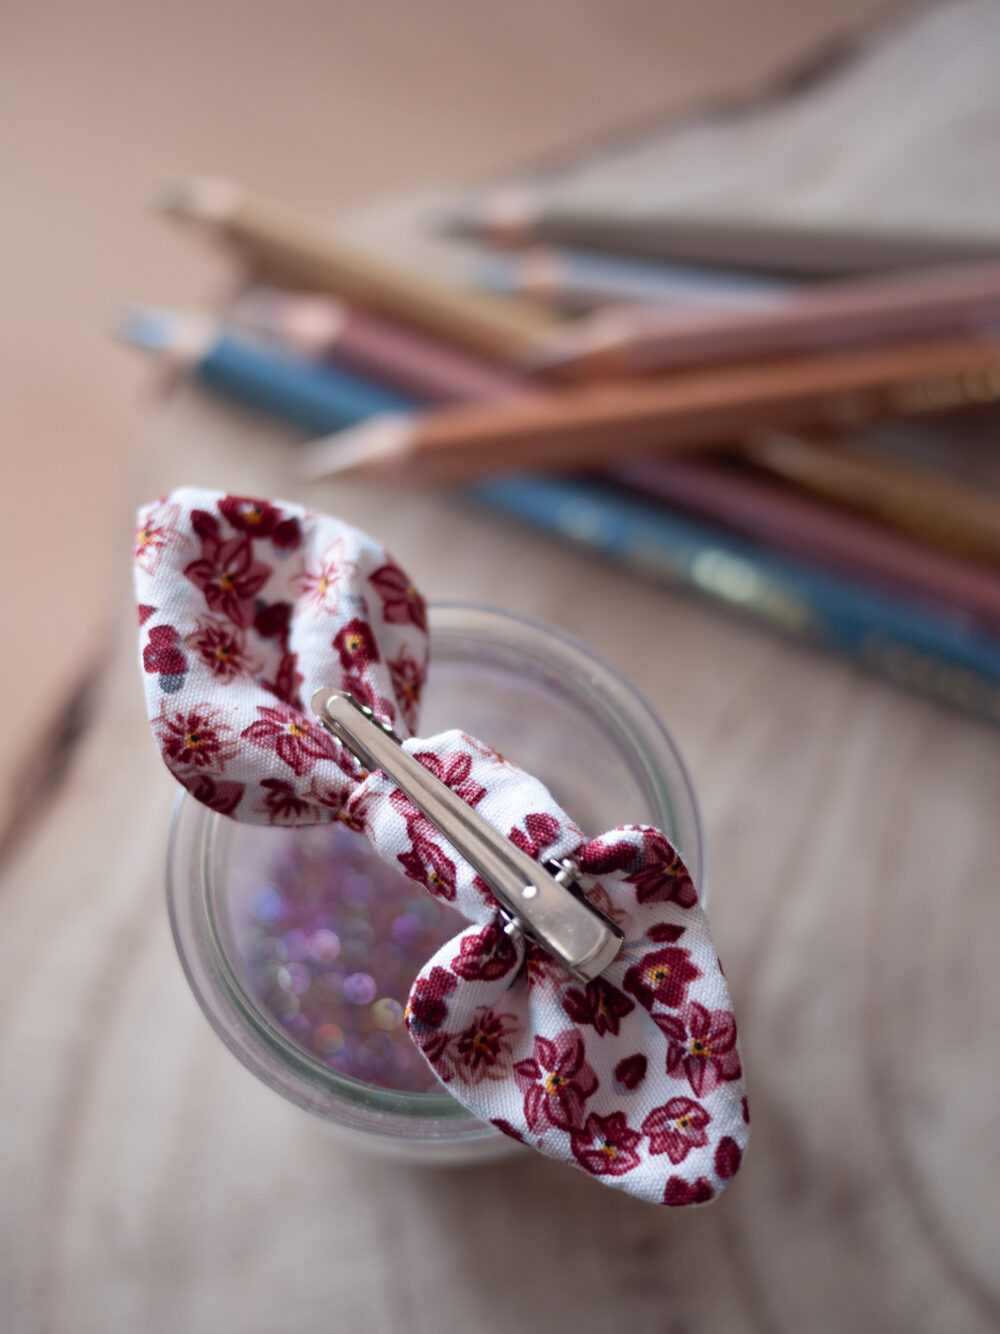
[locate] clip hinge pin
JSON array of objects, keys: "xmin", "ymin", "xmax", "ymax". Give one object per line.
[{"xmin": 311, "ymin": 687, "xmax": 623, "ymax": 981}]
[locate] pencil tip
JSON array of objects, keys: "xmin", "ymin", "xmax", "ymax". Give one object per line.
[
  {"xmin": 298, "ymin": 414, "xmax": 416, "ymax": 481},
  {"xmin": 156, "ymin": 178, "xmax": 240, "ymax": 222},
  {"xmin": 444, "ymin": 188, "xmax": 538, "ymax": 241},
  {"xmin": 115, "ymin": 305, "xmax": 179, "ymax": 349}
]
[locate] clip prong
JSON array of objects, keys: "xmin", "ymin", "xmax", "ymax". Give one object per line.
[{"xmin": 311, "ymin": 687, "xmax": 623, "ymax": 982}]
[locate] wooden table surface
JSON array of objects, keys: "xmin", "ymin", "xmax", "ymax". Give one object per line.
[{"xmin": 5, "ymin": 4, "xmax": 1000, "ymax": 1333}]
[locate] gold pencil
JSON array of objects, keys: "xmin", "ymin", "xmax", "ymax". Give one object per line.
[
  {"xmin": 742, "ymin": 428, "xmax": 1000, "ymax": 570},
  {"xmin": 160, "ymin": 178, "xmax": 557, "ymax": 365}
]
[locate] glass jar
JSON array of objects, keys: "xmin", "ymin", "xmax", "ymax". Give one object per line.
[{"xmin": 167, "ymin": 603, "xmax": 704, "ymax": 1162}]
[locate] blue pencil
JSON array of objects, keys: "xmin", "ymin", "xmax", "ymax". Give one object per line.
[
  {"xmin": 118, "ymin": 306, "xmax": 417, "ymax": 433},
  {"xmin": 471, "ymin": 475, "xmax": 1000, "ymax": 723}
]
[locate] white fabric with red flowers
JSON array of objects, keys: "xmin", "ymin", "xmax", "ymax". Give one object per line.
[{"xmin": 136, "ymin": 487, "xmax": 748, "ymax": 1206}]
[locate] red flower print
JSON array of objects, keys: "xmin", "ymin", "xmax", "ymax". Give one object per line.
[
  {"xmin": 614, "ymin": 1054, "xmax": 647, "ymax": 1091},
  {"xmin": 625, "ymin": 830, "xmax": 697, "ymax": 909},
  {"xmin": 184, "ymin": 773, "xmax": 245, "ymax": 816},
  {"xmin": 254, "ymin": 600, "xmax": 292, "ymax": 647},
  {"xmin": 561, "ymin": 976, "xmax": 635, "ymax": 1037},
  {"xmin": 388, "ymin": 788, "xmax": 435, "ymax": 833},
  {"xmin": 219, "ymin": 494, "xmax": 281, "ymax": 535},
  {"xmin": 341, "ymin": 672, "xmax": 396, "ymax": 726},
  {"xmin": 509, "ymin": 812, "xmax": 561, "ymax": 859},
  {"xmin": 654, "ymin": 1001, "xmax": 741, "ymax": 1097},
  {"xmin": 218, "ymin": 495, "xmax": 300, "ymax": 549},
  {"xmin": 715, "ymin": 1136, "xmax": 743, "ymax": 1181},
  {"xmin": 185, "ymin": 618, "xmax": 254, "ymax": 682},
  {"xmin": 143, "ymin": 624, "xmax": 187, "ymax": 678},
  {"xmin": 184, "ymin": 531, "xmax": 271, "ymax": 629},
  {"xmin": 570, "ymin": 1112, "xmax": 642, "ymax": 1178},
  {"xmin": 451, "ymin": 920, "xmax": 518, "ymax": 981},
  {"xmin": 453, "ymin": 1006, "xmax": 517, "ymax": 1085},
  {"xmin": 271, "ymin": 517, "xmax": 302, "ymax": 550},
  {"xmin": 413, "ymin": 751, "xmax": 487, "ymax": 808},
  {"xmin": 241, "ymin": 704, "xmax": 339, "ymax": 776},
  {"xmin": 304, "ymin": 771, "xmax": 354, "ymax": 816},
  {"xmin": 643, "ymin": 1097, "xmax": 711, "ymax": 1165},
  {"xmin": 154, "ymin": 705, "xmax": 238, "ymax": 775},
  {"xmin": 407, "ymin": 966, "xmax": 458, "ymax": 1032},
  {"xmin": 397, "ymin": 834, "xmax": 457, "ymax": 902},
  {"xmin": 135, "ymin": 500, "xmax": 180, "ymax": 574},
  {"xmin": 296, "ymin": 538, "xmax": 358, "ymax": 616},
  {"xmin": 370, "ymin": 559, "xmax": 427, "ymax": 632},
  {"xmin": 491, "ymin": 1119, "xmax": 525, "ymax": 1143},
  {"xmin": 460, "ymin": 732, "xmax": 517, "ymax": 770},
  {"xmin": 523, "ymin": 941, "xmax": 568, "ymax": 990},
  {"xmin": 387, "ymin": 646, "xmax": 426, "ymax": 734},
  {"xmin": 262, "ymin": 651, "xmax": 304, "ymax": 709},
  {"xmin": 333, "ymin": 618, "xmax": 381, "ymax": 671},
  {"xmin": 623, "ymin": 945, "xmax": 701, "ymax": 1011},
  {"xmin": 574, "ymin": 837, "xmax": 636, "ymax": 875},
  {"xmin": 415, "ymin": 1029, "xmax": 454, "ymax": 1080},
  {"xmin": 335, "ymin": 787, "xmax": 378, "ymax": 836},
  {"xmin": 648, "ymin": 922, "xmax": 685, "ymax": 944},
  {"xmin": 259, "ymin": 777, "xmax": 312, "ymax": 823},
  {"xmin": 663, "ymin": 1176, "xmax": 714, "ymax": 1207},
  {"xmin": 584, "ymin": 881, "xmax": 634, "ymax": 937},
  {"xmin": 191, "ymin": 508, "xmax": 221, "ymax": 541},
  {"xmin": 137, "ymin": 604, "xmax": 155, "ymax": 626},
  {"xmin": 514, "ymin": 1030, "xmax": 598, "ymax": 1133}
]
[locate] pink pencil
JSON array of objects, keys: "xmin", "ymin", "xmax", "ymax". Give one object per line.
[
  {"xmin": 232, "ymin": 288, "xmax": 534, "ymax": 404},
  {"xmin": 613, "ymin": 456, "xmax": 1000, "ymax": 636}
]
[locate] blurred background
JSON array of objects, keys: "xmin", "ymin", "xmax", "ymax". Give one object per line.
[
  {"xmin": 4, "ymin": 2, "xmax": 1000, "ymax": 1332},
  {"xmin": 0, "ymin": 0, "xmax": 900, "ymax": 810}
]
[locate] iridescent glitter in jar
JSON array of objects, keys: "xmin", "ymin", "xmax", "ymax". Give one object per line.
[{"xmin": 168, "ymin": 604, "xmax": 704, "ymax": 1162}]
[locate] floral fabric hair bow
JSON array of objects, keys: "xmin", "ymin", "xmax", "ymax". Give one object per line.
[{"xmin": 136, "ymin": 487, "xmax": 748, "ymax": 1206}]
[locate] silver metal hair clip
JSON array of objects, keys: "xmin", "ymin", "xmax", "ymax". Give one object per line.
[{"xmin": 311, "ymin": 688, "xmax": 623, "ymax": 982}]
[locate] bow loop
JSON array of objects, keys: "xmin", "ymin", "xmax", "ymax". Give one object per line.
[{"xmin": 136, "ymin": 486, "xmax": 428, "ymax": 821}]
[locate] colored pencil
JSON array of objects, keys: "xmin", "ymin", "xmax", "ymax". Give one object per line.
[
  {"xmin": 741, "ymin": 428, "xmax": 1000, "ymax": 570},
  {"xmin": 612, "ymin": 457, "xmax": 1000, "ymax": 634},
  {"xmin": 231, "ymin": 288, "xmax": 531, "ymax": 405},
  {"xmin": 118, "ymin": 307, "xmax": 415, "ymax": 434},
  {"xmin": 850, "ymin": 411, "xmax": 1000, "ymax": 490},
  {"xmin": 451, "ymin": 192, "xmax": 1000, "ymax": 278},
  {"xmin": 475, "ymin": 247, "xmax": 789, "ymax": 314},
  {"xmin": 160, "ymin": 178, "xmax": 558, "ymax": 365},
  {"xmin": 470, "ymin": 474, "xmax": 1000, "ymax": 724},
  {"xmin": 298, "ymin": 333, "xmax": 1000, "ymax": 483},
  {"xmin": 532, "ymin": 261, "xmax": 1000, "ymax": 379}
]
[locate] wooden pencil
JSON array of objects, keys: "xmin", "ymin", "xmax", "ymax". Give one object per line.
[
  {"xmin": 451, "ymin": 192, "xmax": 1000, "ymax": 278},
  {"xmin": 533, "ymin": 261, "xmax": 1000, "ymax": 380},
  {"xmin": 117, "ymin": 307, "xmax": 414, "ymax": 433},
  {"xmin": 160, "ymin": 179, "xmax": 557, "ymax": 365},
  {"xmin": 612, "ymin": 456, "xmax": 1000, "ymax": 633},
  {"xmin": 299, "ymin": 332, "xmax": 1000, "ymax": 482},
  {"xmin": 231, "ymin": 288, "xmax": 531, "ymax": 404},
  {"xmin": 741, "ymin": 428, "xmax": 1000, "ymax": 570}
]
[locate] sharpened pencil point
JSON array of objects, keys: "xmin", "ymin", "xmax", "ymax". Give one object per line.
[
  {"xmin": 114, "ymin": 306, "xmax": 214, "ymax": 362},
  {"xmin": 298, "ymin": 414, "xmax": 416, "ymax": 481},
  {"xmin": 115, "ymin": 305, "xmax": 178, "ymax": 350},
  {"xmin": 156, "ymin": 178, "xmax": 241, "ymax": 223}
]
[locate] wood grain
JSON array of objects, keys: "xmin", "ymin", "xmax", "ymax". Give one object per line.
[{"xmin": 6, "ymin": 5, "xmax": 1000, "ymax": 1334}]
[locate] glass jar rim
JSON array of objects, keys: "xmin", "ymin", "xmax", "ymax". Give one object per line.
[{"xmin": 167, "ymin": 601, "xmax": 704, "ymax": 1136}]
